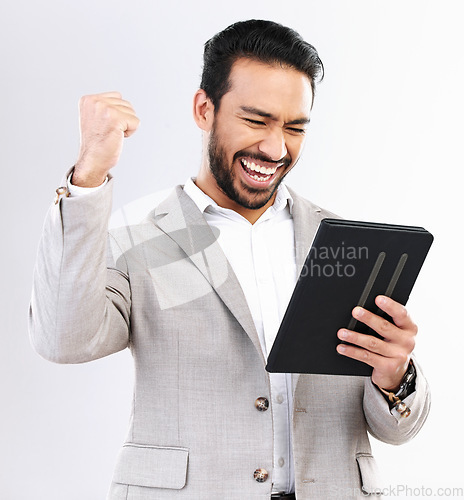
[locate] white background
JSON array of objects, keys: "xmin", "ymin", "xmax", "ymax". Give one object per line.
[{"xmin": 1, "ymin": 1, "xmax": 463, "ymax": 498}]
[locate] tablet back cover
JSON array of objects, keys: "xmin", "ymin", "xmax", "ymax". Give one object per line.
[{"xmin": 265, "ymin": 218, "xmax": 433, "ymax": 376}]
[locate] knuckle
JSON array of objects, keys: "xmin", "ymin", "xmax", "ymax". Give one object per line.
[
  {"xmin": 79, "ymin": 94, "xmax": 90, "ymax": 109},
  {"xmin": 368, "ymin": 337, "xmax": 379, "ymax": 351},
  {"xmin": 385, "ymin": 357, "xmax": 398, "ymax": 374},
  {"xmin": 362, "ymin": 349, "xmax": 371, "ymax": 362},
  {"xmin": 397, "ymin": 352, "xmax": 409, "ymax": 367},
  {"xmin": 378, "ymin": 319, "xmax": 391, "ymax": 335},
  {"xmin": 94, "ymin": 98, "xmax": 107, "ymax": 112},
  {"xmin": 405, "ymin": 336, "xmax": 416, "ymax": 352},
  {"xmin": 399, "ymin": 307, "xmax": 414, "ymax": 326},
  {"xmin": 397, "ymin": 305, "xmax": 408, "ymax": 319},
  {"xmin": 81, "ymin": 93, "xmax": 98, "ymax": 105}
]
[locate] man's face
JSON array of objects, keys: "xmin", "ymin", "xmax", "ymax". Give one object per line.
[{"xmin": 204, "ymin": 58, "xmax": 313, "ymax": 213}]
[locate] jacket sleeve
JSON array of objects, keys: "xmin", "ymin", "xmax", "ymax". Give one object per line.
[
  {"xmin": 29, "ymin": 175, "xmax": 131, "ymax": 364},
  {"xmin": 363, "ymin": 357, "xmax": 431, "ymax": 445}
]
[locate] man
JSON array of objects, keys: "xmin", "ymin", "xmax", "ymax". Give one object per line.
[{"xmin": 29, "ymin": 20, "xmax": 430, "ymax": 499}]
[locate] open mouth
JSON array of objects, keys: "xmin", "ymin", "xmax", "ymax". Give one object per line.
[{"xmin": 240, "ymin": 158, "xmax": 281, "ymax": 183}]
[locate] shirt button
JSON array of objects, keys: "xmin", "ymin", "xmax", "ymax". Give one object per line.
[
  {"xmin": 278, "ymin": 457, "xmax": 285, "ymax": 468},
  {"xmin": 253, "ymin": 468, "xmax": 269, "ymax": 482},
  {"xmin": 254, "ymin": 397, "xmax": 269, "ymax": 411},
  {"xmin": 275, "ymin": 394, "xmax": 284, "ymax": 404}
]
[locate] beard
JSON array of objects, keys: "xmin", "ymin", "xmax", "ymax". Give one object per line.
[{"xmin": 207, "ymin": 124, "xmax": 291, "ymax": 210}]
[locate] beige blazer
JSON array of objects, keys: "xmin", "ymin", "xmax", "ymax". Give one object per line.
[{"xmin": 29, "ymin": 176, "xmax": 431, "ymax": 499}]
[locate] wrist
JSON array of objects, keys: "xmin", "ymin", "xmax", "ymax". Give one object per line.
[
  {"xmin": 71, "ymin": 165, "xmax": 108, "ymax": 188},
  {"xmin": 67, "ymin": 169, "xmax": 108, "ymax": 198},
  {"xmin": 375, "ymin": 361, "xmax": 416, "ymax": 418},
  {"xmin": 381, "ymin": 370, "xmax": 408, "ymax": 393}
]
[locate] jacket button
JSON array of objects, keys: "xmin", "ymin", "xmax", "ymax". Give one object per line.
[
  {"xmin": 253, "ymin": 468, "xmax": 269, "ymax": 482},
  {"xmin": 255, "ymin": 397, "xmax": 269, "ymax": 411}
]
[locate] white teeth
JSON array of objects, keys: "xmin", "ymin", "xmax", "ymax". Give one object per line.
[
  {"xmin": 251, "ymin": 174, "xmax": 270, "ymax": 182},
  {"xmin": 241, "ymin": 159, "xmax": 278, "ymax": 176}
]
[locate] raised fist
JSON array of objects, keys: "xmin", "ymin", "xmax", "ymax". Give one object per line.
[{"xmin": 72, "ymin": 91, "xmax": 140, "ymax": 187}]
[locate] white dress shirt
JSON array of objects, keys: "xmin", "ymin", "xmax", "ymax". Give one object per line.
[{"xmin": 183, "ymin": 178, "xmax": 297, "ymax": 494}]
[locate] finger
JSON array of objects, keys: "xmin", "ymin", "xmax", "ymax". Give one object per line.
[
  {"xmin": 375, "ymin": 295, "xmax": 417, "ymax": 331},
  {"xmin": 79, "ymin": 94, "xmax": 137, "ymax": 118},
  {"xmin": 104, "ymin": 96, "xmax": 137, "ymax": 111},
  {"xmin": 336, "ymin": 342, "xmax": 406, "ymax": 375},
  {"xmin": 122, "ymin": 115, "xmax": 141, "ymax": 137},
  {"xmin": 337, "ymin": 339, "xmax": 410, "ymax": 390},
  {"xmin": 351, "ymin": 306, "xmax": 399, "ymax": 341},
  {"xmin": 98, "ymin": 101, "xmax": 138, "ymax": 121},
  {"xmin": 97, "ymin": 91, "xmax": 123, "ymax": 99},
  {"xmin": 101, "ymin": 104, "xmax": 139, "ymax": 136},
  {"xmin": 337, "ymin": 328, "xmax": 398, "ymax": 358},
  {"xmin": 336, "ymin": 342, "xmax": 382, "ymax": 368},
  {"xmin": 114, "ymin": 105, "xmax": 139, "ymax": 120}
]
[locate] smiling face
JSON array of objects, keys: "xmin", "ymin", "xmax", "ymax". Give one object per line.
[{"xmin": 194, "ymin": 58, "xmax": 313, "ymax": 222}]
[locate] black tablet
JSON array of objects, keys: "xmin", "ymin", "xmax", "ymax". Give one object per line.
[{"xmin": 265, "ymin": 218, "xmax": 434, "ymax": 376}]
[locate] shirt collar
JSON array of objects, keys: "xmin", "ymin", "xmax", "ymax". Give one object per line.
[{"xmin": 183, "ymin": 177, "xmax": 294, "ymax": 218}]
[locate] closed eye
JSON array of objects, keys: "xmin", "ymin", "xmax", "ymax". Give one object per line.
[
  {"xmin": 287, "ymin": 127, "xmax": 306, "ymax": 135},
  {"xmin": 244, "ymin": 118, "xmax": 266, "ymax": 126}
]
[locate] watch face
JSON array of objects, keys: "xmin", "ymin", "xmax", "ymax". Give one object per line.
[
  {"xmin": 406, "ymin": 363, "xmax": 416, "ymax": 382},
  {"xmin": 397, "ymin": 363, "xmax": 416, "ymax": 398}
]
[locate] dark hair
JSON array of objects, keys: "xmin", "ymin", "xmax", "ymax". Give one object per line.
[{"xmin": 200, "ymin": 19, "xmax": 324, "ymax": 110}]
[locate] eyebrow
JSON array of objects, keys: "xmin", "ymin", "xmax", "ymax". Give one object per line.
[{"xmin": 240, "ymin": 106, "xmax": 310, "ymax": 125}]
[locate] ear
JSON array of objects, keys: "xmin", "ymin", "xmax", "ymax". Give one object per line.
[{"xmin": 193, "ymin": 89, "xmax": 215, "ymax": 131}]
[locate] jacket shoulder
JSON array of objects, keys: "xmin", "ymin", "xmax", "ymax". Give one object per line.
[{"xmin": 286, "ymin": 186, "xmax": 342, "ymax": 221}]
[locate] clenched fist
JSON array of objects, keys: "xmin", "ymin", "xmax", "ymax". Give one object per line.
[{"xmin": 72, "ymin": 91, "xmax": 140, "ymax": 187}]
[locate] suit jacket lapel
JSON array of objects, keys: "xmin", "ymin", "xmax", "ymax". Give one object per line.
[
  {"xmin": 288, "ymin": 187, "xmax": 323, "ymax": 275},
  {"xmin": 287, "ymin": 188, "xmax": 327, "ymax": 393},
  {"xmin": 150, "ymin": 185, "xmax": 330, "ymax": 381},
  {"xmin": 151, "ymin": 186, "xmax": 265, "ymax": 365}
]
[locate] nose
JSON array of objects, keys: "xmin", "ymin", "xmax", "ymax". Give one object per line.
[{"xmin": 258, "ymin": 127, "xmax": 287, "ymax": 162}]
